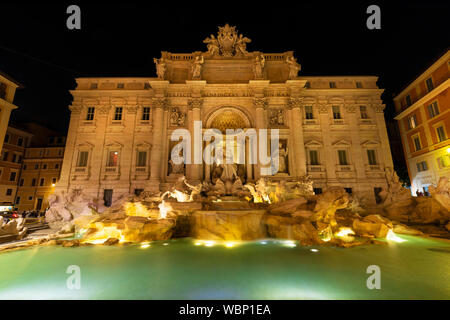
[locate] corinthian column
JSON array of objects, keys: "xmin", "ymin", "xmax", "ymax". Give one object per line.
[
  {"xmin": 188, "ymin": 98, "xmax": 203, "ymax": 184},
  {"xmin": 288, "ymin": 98, "xmax": 307, "ymax": 177},
  {"xmin": 253, "ymin": 97, "xmax": 268, "ymax": 179},
  {"xmin": 149, "ymin": 98, "xmax": 167, "ymax": 191}
]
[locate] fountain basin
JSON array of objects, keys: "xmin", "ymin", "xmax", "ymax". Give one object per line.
[{"xmin": 0, "ymin": 236, "xmax": 449, "ymax": 299}]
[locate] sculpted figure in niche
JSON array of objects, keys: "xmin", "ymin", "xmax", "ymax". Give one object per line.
[
  {"xmin": 235, "ymin": 34, "xmax": 251, "ymax": 56},
  {"xmin": 203, "ymin": 34, "xmax": 220, "ymax": 56},
  {"xmin": 153, "ymin": 58, "xmax": 166, "ymax": 80},
  {"xmin": 274, "ymin": 142, "xmax": 288, "ymax": 174},
  {"xmin": 191, "ymin": 55, "xmax": 204, "ymax": 80},
  {"xmin": 253, "ymin": 54, "xmax": 265, "ymax": 79},
  {"xmin": 169, "ymin": 150, "xmax": 185, "ymax": 175},
  {"xmin": 286, "ymin": 56, "xmax": 300, "ymax": 79}
]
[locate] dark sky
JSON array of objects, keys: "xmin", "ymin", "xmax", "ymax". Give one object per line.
[{"xmin": 0, "ymin": 1, "xmax": 448, "ymax": 135}]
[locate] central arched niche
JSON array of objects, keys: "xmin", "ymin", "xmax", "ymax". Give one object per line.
[{"xmin": 206, "ymin": 107, "xmax": 252, "ymax": 133}]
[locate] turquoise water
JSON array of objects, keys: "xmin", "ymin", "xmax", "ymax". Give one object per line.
[{"xmin": 0, "ymin": 236, "xmax": 449, "ymax": 299}]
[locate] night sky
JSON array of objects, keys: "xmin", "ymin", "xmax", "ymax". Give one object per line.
[{"xmin": 0, "ymin": 2, "xmax": 448, "ymax": 143}]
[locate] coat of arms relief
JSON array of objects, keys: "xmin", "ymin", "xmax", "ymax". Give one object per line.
[{"xmin": 203, "ymin": 24, "xmax": 251, "ymax": 57}]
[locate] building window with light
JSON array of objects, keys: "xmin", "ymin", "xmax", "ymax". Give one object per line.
[
  {"xmin": 77, "ymin": 151, "xmax": 89, "ymax": 167},
  {"xmin": 86, "ymin": 107, "xmax": 95, "ymax": 121},
  {"xmin": 114, "ymin": 107, "xmax": 123, "ymax": 121},
  {"xmin": 142, "ymin": 107, "xmax": 150, "ymax": 121},
  {"xmin": 107, "ymin": 151, "xmax": 119, "ymax": 167},
  {"xmin": 436, "ymin": 126, "xmax": 447, "ymax": 142},
  {"xmin": 427, "ymin": 102, "xmax": 439, "ymax": 118},
  {"xmin": 408, "ymin": 114, "xmax": 417, "ymax": 129},
  {"xmin": 332, "ymin": 106, "xmax": 341, "ymax": 119},
  {"xmin": 305, "ymin": 106, "xmax": 313, "ymax": 119}
]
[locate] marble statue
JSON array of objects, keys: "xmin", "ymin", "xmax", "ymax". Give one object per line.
[
  {"xmin": 154, "ymin": 58, "xmax": 166, "ymax": 80},
  {"xmin": 235, "ymin": 34, "xmax": 251, "ymax": 56},
  {"xmin": 253, "ymin": 54, "xmax": 265, "ymax": 79},
  {"xmin": 203, "ymin": 34, "xmax": 220, "ymax": 56},
  {"xmin": 191, "ymin": 55, "xmax": 204, "ymax": 80},
  {"xmin": 286, "ymin": 56, "xmax": 300, "ymax": 79}
]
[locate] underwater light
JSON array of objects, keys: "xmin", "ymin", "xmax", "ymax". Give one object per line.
[
  {"xmin": 310, "ymin": 248, "xmax": 319, "ymax": 252},
  {"xmin": 283, "ymin": 240, "xmax": 297, "ymax": 248},
  {"xmin": 140, "ymin": 242, "xmax": 151, "ymax": 248},
  {"xmin": 386, "ymin": 229, "xmax": 407, "ymax": 243}
]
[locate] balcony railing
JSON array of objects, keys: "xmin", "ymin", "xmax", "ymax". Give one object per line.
[{"xmin": 307, "ymin": 164, "xmax": 324, "ymax": 172}]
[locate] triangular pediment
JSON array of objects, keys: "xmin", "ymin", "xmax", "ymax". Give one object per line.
[
  {"xmin": 332, "ymin": 139, "xmax": 351, "ymax": 147},
  {"xmin": 361, "ymin": 139, "xmax": 380, "ymax": 147},
  {"xmin": 305, "ymin": 139, "xmax": 323, "ymax": 147}
]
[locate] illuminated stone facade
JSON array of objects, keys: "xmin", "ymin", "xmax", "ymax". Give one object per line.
[{"xmin": 57, "ymin": 25, "xmax": 394, "ymax": 205}]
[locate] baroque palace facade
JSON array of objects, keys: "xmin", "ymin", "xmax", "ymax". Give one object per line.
[{"xmin": 57, "ymin": 25, "xmax": 393, "ymax": 205}]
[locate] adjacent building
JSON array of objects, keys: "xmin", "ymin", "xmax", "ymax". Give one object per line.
[
  {"xmin": 0, "ymin": 126, "xmax": 33, "ymax": 204},
  {"xmin": 0, "ymin": 71, "xmax": 21, "ymax": 153},
  {"xmin": 394, "ymin": 49, "xmax": 450, "ymax": 195},
  {"xmin": 56, "ymin": 25, "xmax": 394, "ymax": 205}
]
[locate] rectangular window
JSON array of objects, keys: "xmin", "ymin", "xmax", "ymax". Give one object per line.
[
  {"xmin": 17, "ymin": 137, "xmax": 23, "ymax": 146},
  {"xmin": 137, "ymin": 151, "xmax": 147, "ymax": 167},
  {"xmin": 40, "ymin": 178, "xmax": 45, "ymax": 186},
  {"xmin": 9, "ymin": 172, "xmax": 16, "ymax": 181},
  {"xmin": 338, "ymin": 150, "xmax": 348, "ymax": 165},
  {"xmin": 142, "ymin": 107, "xmax": 150, "ymax": 121},
  {"xmin": 360, "ymin": 106, "xmax": 369, "ymax": 119},
  {"xmin": 43, "ymin": 164, "xmax": 47, "ymax": 169},
  {"xmin": 31, "ymin": 178, "xmax": 36, "ymax": 186},
  {"xmin": 413, "ymin": 136, "xmax": 422, "ymax": 151},
  {"xmin": 117, "ymin": 83, "xmax": 124, "ymax": 89},
  {"xmin": 367, "ymin": 149, "xmax": 377, "ymax": 165},
  {"xmin": 408, "ymin": 115, "xmax": 417, "ymax": 129},
  {"xmin": 19, "ymin": 178, "xmax": 24, "ymax": 186},
  {"xmin": 34, "ymin": 164, "xmax": 39, "ymax": 170},
  {"xmin": 305, "ymin": 82, "xmax": 311, "ymax": 88},
  {"xmin": 4, "ymin": 134, "xmax": 9, "ymax": 143},
  {"xmin": 2, "ymin": 151, "xmax": 8, "ymax": 161},
  {"xmin": 55, "ymin": 163, "xmax": 60, "ymax": 169},
  {"xmin": 86, "ymin": 107, "xmax": 95, "ymax": 121},
  {"xmin": 107, "ymin": 151, "xmax": 119, "ymax": 167},
  {"xmin": 332, "ymin": 106, "xmax": 341, "ymax": 119},
  {"xmin": 6, "ymin": 189, "xmax": 12, "ymax": 196},
  {"xmin": 15, "ymin": 197, "xmax": 20, "ymax": 204},
  {"xmin": 426, "ymin": 77, "xmax": 434, "ymax": 92},
  {"xmin": 356, "ymin": 82, "xmax": 362, "ymax": 88},
  {"xmin": 114, "ymin": 107, "xmax": 123, "ymax": 121},
  {"xmin": 90, "ymin": 83, "xmax": 98, "ymax": 89},
  {"xmin": 52, "ymin": 178, "xmax": 57, "ymax": 184},
  {"xmin": 416, "ymin": 161, "xmax": 428, "ymax": 172},
  {"xmin": 329, "ymin": 82, "xmax": 336, "ymax": 88},
  {"xmin": 427, "ymin": 102, "xmax": 439, "ymax": 118},
  {"xmin": 305, "ymin": 106, "xmax": 313, "ymax": 119},
  {"xmin": 344, "ymin": 188, "xmax": 352, "ymax": 194},
  {"xmin": 12, "ymin": 154, "xmax": 17, "ymax": 163},
  {"xmin": 309, "ymin": 150, "xmax": 319, "ymax": 165},
  {"xmin": 405, "ymin": 94, "xmax": 412, "ymax": 106},
  {"xmin": 313, "ymin": 188, "xmax": 322, "ymax": 195},
  {"xmin": 17, "ymin": 155, "xmax": 22, "ymax": 163},
  {"xmin": 77, "ymin": 151, "xmax": 89, "ymax": 167},
  {"xmin": 436, "ymin": 126, "xmax": 446, "ymax": 142}
]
